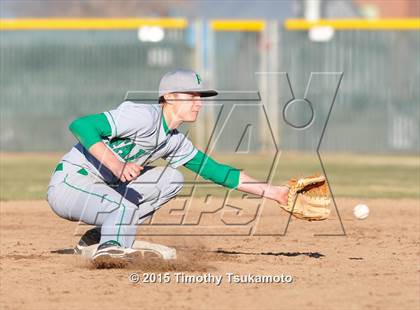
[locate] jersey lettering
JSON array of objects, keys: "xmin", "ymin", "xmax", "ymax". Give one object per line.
[{"xmin": 105, "ymin": 137, "xmax": 145, "ymax": 162}]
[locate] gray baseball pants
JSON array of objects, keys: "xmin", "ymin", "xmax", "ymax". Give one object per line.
[{"xmin": 46, "ymin": 162, "xmax": 183, "ymax": 248}]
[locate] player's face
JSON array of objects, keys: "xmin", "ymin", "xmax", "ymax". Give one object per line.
[{"xmin": 172, "ymin": 93, "xmax": 203, "ymax": 122}]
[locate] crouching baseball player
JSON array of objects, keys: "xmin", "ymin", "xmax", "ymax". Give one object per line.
[{"xmin": 47, "ymin": 69, "xmax": 330, "ymax": 268}]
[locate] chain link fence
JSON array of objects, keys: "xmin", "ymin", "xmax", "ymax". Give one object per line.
[{"xmin": 1, "ymin": 22, "xmax": 418, "ymax": 153}]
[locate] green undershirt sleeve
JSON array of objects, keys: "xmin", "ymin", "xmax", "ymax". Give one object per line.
[
  {"xmin": 68, "ymin": 113, "xmax": 112, "ymax": 150},
  {"xmin": 184, "ymin": 150, "xmax": 240, "ymax": 189}
]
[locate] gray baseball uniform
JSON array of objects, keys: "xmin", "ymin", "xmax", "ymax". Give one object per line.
[{"xmin": 47, "ymin": 102, "xmax": 197, "ymax": 248}]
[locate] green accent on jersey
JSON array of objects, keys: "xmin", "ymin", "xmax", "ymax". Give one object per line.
[
  {"xmin": 116, "ymin": 203, "xmax": 126, "ymax": 243},
  {"xmin": 105, "ymin": 111, "xmax": 118, "ymax": 136},
  {"xmin": 169, "ymin": 148, "xmax": 196, "ymax": 166},
  {"xmin": 125, "ymin": 149, "xmax": 146, "ymax": 162},
  {"xmin": 162, "ymin": 113, "xmax": 170, "ymax": 135},
  {"xmin": 54, "ymin": 162, "xmax": 63, "ymax": 172},
  {"xmin": 69, "ymin": 113, "xmax": 112, "ymax": 150},
  {"xmin": 105, "ymin": 137, "xmax": 146, "ymax": 162},
  {"xmin": 63, "ymin": 174, "xmax": 128, "ymax": 243},
  {"xmin": 77, "ymin": 168, "xmax": 88, "ymax": 176},
  {"xmin": 184, "ymin": 150, "xmax": 240, "ymax": 189},
  {"xmin": 69, "ymin": 113, "xmax": 146, "ymax": 162},
  {"xmin": 107, "ymin": 137, "xmax": 134, "ymax": 159},
  {"xmin": 195, "ymin": 73, "xmax": 202, "ymax": 85}
]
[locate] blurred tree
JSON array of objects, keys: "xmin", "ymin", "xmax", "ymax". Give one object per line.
[
  {"xmin": 0, "ymin": 0, "xmax": 188, "ymax": 18},
  {"xmin": 354, "ymin": 0, "xmax": 420, "ymax": 18},
  {"xmin": 0, "ymin": 0, "xmax": 295, "ymax": 19}
]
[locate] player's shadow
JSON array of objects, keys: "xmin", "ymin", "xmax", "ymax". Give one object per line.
[{"xmin": 212, "ymin": 249, "xmax": 325, "ymax": 259}]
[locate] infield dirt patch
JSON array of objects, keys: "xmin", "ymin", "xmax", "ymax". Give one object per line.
[{"xmin": 1, "ymin": 198, "xmax": 419, "ymax": 310}]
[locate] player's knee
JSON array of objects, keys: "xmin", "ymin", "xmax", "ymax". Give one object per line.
[
  {"xmin": 160, "ymin": 167, "xmax": 184, "ymax": 196},
  {"xmin": 46, "ymin": 185, "xmax": 68, "ymax": 219}
]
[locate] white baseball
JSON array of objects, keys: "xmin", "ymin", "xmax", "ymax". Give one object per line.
[{"xmin": 353, "ymin": 204, "xmax": 369, "ymax": 220}]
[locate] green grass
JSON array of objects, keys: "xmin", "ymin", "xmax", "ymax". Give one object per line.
[{"xmin": 0, "ymin": 152, "xmax": 419, "ymax": 201}]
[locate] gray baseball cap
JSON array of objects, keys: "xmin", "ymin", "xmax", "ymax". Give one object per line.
[{"xmin": 158, "ymin": 69, "xmax": 218, "ymax": 98}]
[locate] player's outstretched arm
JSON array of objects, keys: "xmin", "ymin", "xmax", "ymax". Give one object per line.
[
  {"xmin": 236, "ymin": 172, "xmax": 289, "ymax": 205},
  {"xmin": 183, "ymin": 150, "xmax": 288, "ymax": 204}
]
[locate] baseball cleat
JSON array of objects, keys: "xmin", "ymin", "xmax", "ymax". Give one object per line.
[
  {"xmin": 92, "ymin": 241, "xmax": 166, "ymax": 268},
  {"xmin": 91, "ymin": 240, "xmax": 132, "ymax": 268},
  {"xmin": 132, "ymin": 240, "xmax": 177, "ymax": 260},
  {"xmin": 74, "ymin": 227, "xmax": 101, "ymax": 254}
]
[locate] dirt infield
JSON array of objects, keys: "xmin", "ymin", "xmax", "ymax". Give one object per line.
[{"xmin": 1, "ymin": 198, "xmax": 419, "ymax": 310}]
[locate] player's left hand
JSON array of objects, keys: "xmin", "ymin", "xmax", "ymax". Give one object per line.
[{"xmin": 278, "ymin": 174, "xmax": 332, "ymax": 221}]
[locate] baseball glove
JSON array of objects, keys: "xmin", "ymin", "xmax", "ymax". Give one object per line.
[{"xmin": 279, "ymin": 174, "xmax": 331, "ymax": 221}]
